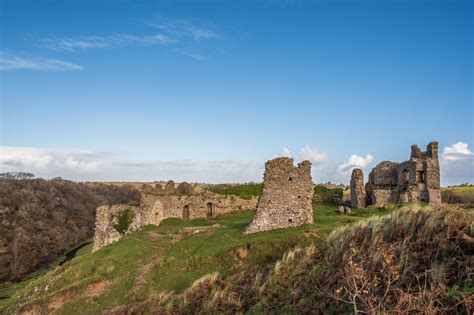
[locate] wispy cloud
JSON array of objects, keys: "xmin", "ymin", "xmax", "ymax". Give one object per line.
[
  {"xmin": 42, "ymin": 33, "xmax": 174, "ymax": 52},
  {"xmin": 149, "ymin": 17, "xmax": 218, "ymax": 40},
  {"xmin": 40, "ymin": 15, "xmax": 221, "ymax": 61},
  {"xmin": 175, "ymin": 50, "xmax": 208, "ymax": 61},
  {"xmin": 0, "ymin": 52, "xmax": 82, "ymax": 71}
]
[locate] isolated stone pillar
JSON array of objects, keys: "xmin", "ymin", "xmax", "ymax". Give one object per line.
[{"xmin": 350, "ymin": 168, "xmax": 366, "ymax": 208}]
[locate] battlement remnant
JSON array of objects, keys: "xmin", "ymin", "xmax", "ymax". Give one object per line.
[{"xmin": 244, "ymin": 157, "xmax": 313, "ymax": 234}]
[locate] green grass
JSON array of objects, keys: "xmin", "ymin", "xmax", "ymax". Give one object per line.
[
  {"xmin": 207, "ymin": 183, "xmax": 262, "ymax": 200},
  {"xmin": 0, "ymin": 203, "xmax": 404, "ymax": 314}
]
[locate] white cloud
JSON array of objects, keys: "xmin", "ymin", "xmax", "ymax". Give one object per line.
[
  {"xmin": 0, "ymin": 147, "xmax": 100, "ymax": 174},
  {"xmin": 0, "ymin": 146, "xmax": 263, "ymax": 183},
  {"xmin": 0, "ymin": 52, "xmax": 82, "ymax": 71},
  {"xmin": 299, "ymin": 145, "xmax": 328, "ymax": 165},
  {"xmin": 337, "ymin": 154, "xmax": 373, "ymax": 175},
  {"xmin": 276, "ymin": 147, "xmax": 292, "ymax": 158},
  {"xmin": 440, "ymin": 142, "xmax": 474, "ymax": 185},
  {"xmin": 42, "ymin": 33, "xmax": 174, "ymax": 52},
  {"xmin": 442, "ymin": 142, "xmax": 473, "ymax": 161}
]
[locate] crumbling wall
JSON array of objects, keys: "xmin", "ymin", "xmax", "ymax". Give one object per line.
[
  {"xmin": 365, "ymin": 142, "xmax": 441, "ymax": 207},
  {"xmin": 92, "ymin": 205, "xmax": 142, "ymax": 252},
  {"xmin": 350, "ymin": 168, "xmax": 366, "ymax": 208},
  {"xmin": 244, "ymin": 157, "xmax": 313, "ymax": 234},
  {"xmin": 92, "ymin": 185, "xmax": 257, "ymax": 252}
]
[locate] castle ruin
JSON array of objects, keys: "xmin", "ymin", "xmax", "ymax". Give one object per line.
[
  {"xmin": 350, "ymin": 142, "xmax": 441, "ymax": 208},
  {"xmin": 244, "ymin": 157, "xmax": 313, "ymax": 234},
  {"xmin": 93, "ymin": 181, "xmax": 257, "ymax": 251}
]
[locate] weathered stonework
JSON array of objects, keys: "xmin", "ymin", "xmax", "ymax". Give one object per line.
[
  {"xmin": 93, "ymin": 184, "xmax": 257, "ymax": 251},
  {"xmin": 350, "ymin": 168, "xmax": 366, "ymax": 208},
  {"xmin": 244, "ymin": 157, "xmax": 313, "ymax": 234},
  {"xmin": 92, "ymin": 205, "xmax": 141, "ymax": 252},
  {"xmin": 366, "ymin": 142, "xmax": 441, "ymax": 207}
]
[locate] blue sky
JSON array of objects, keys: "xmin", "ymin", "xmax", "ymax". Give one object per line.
[{"xmin": 1, "ymin": 0, "xmax": 473, "ymax": 185}]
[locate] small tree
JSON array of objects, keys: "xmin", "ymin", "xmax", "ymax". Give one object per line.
[{"xmin": 0, "ymin": 172, "xmax": 35, "ymax": 180}]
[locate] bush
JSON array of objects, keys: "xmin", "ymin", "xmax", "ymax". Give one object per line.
[
  {"xmin": 113, "ymin": 208, "xmax": 135, "ymax": 234},
  {"xmin": 313, "ymin": 185, "xmax": 343, "ymax": 205}
]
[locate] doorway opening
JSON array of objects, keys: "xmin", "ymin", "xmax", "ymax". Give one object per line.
[
  {"xmin": 207, "ymin": 202, "xmax": 213, "ymax": 219},
  {"xmin": 183, "ymin": 205, "xmax": 190, "ymax": 220}
]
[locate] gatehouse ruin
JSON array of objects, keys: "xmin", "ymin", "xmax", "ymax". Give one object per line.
[
  {"xmin": 350, "ymin": 142, "xmax": 441, "ymax": 208},
  {"xmin": 244, "ymin": 157, "xmax": 314, "ymax": 234}
]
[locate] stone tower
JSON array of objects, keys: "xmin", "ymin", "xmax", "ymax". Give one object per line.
[
  {"xmin": 244, "ymin": 157, "xmax": 313, "ymax": 234},
  {"xmin": 350, "ymin": 168, "xmax": 366, "ymax": 208}
]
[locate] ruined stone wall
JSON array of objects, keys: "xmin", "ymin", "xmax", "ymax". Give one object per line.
[
  {"xmin": 92, "ymin": 189, "xmax": 257, "ymax": 251},
  {"xmin": 154, "ymin": 192, "xmax": 257, "ymax": 220},
  {"xmin": 350, "ymin": 168, "xmax": 366, "ymax": 208},
  {"xmin": 245, "ymin": 157, "xmax": 313, "ymax": 234},
  {"xmin": 366, "ymin": 142, "xmax": 441, "ymax": 207},
  {"xmin": 92, "ymin": 205, "xmax": 142, "ymax": 252}
]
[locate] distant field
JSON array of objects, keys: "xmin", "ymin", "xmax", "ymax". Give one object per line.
[{"xmin": 442, "ymin": 185, "xmax": 474, "ymax": 204}]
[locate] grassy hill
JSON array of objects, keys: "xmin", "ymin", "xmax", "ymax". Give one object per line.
[{"xmin": 1, "ymin": 202, "xmax": 472, "ymax": 314}]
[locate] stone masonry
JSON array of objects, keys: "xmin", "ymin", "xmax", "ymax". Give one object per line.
[
  {"xmin": 350, "ymin": 168, "xmax": 366, "ymax": 208},
  {"xmin": 93, "ymin": 182, "xmax": 257, "ymax": 252},
  {"xmin": 244, "ymin": 157, "xmax": 313, "ymax": 234},
  {"xmin": 364, "ymin": 142, "xmax": 441, "ymax": 207}
]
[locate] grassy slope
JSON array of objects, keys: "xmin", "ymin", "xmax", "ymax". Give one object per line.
[
  {"xmin": 1, "ymin": 203, "xmax": 411, "ymax": 314},
  {"xmin": 0, "ymin": 206, "xmax": 402, "ymax": 313}
]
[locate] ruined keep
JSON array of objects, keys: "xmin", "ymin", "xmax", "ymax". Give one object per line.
[
  {"xmin": 350, "ymin": 168, "xmax": 366, "ymax": 208},
  {"xmin": 245, "ymin": 157, "xmax": 313, "ymax": 234},
  {"xmin": 350, "ymin": 142, "xmax": 441, "ymax": 208},
  {"xmin": 93, "ymin": 183, "xmax": 257, "ymax": 251}
]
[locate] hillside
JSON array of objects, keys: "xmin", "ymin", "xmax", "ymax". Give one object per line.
[
  {"xmin": 4, "ymin": 202, "xmax": 471, "ymax": 314},
  {"xmin": 0, "ymin": 178, "xmax": 140, "ymax": 283}
]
